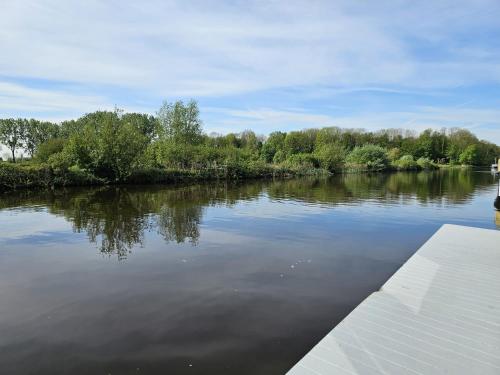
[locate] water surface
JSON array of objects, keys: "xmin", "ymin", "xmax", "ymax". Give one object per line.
[{"xmin": 0, "ymin": 170, "xmax": 498, "ymax": 374}]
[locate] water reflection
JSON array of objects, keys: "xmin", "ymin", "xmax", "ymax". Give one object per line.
[
  {"xmin": 0, "ymin": 170, "xmax": 495, "ymax": 258},
  {"xmin": 0, "ymin": 170, "xmax": 498, "ymax": 375}
]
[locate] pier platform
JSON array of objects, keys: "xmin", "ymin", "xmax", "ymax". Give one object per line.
[{"xmin": 287, "ymin": 224, "xmax": 500, "ymax": 375}]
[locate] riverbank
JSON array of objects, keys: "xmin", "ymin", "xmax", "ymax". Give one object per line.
[
  {"xmin": 0, "ymin": 161, "xmax": 332, "ymax": 191},
  {"xmin": 0, "ymin": 160, "xmax": 475, "ymax": 192}
]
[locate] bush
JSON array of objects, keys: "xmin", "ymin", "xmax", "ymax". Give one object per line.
[
  {"xmin": 346, "ymin": 145, "xmax": 389, "ymax": 171},
  {"xmin": 393, "ymin": 155, "xmax": 418, "ymax": 170},
  {"xmin": 387, "ymin": 147, "xmax": 402, "ymax": 162},
  {"xmin": 314, "ymin": 144, "xmax": 346, "ymax": 172},
  {"xmin": 417, "ymin": 157, "xmax": 436, "ymax": 170},
  {"xmin": 36, "ymin": 138, "xmax": 67, "ymax": 162},
  {"xmin": 272, "ymin": 150, "xmax": 286, "ymax": 164},
  {"xmin": 284, "ymin": 153, "xmax": 319, "ymax": 169},
  {"xmin": 0, "ymin": 162, "xmax": 103, "ymax": 191},
  {"xmin": 459, "ymin": 145, "xmax": 478, "ymax": 165},
  {"xmin": 63, "ymin": 112, "xmax": 149, "ymax": 181}
]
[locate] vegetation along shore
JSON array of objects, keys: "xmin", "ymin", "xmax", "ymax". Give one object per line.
[{"xmin": 1, "ymin": 100, "xmax": 499, "ymax": 191}]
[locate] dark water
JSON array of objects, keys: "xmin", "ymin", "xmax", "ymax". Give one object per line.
[{"xmin": 0, "ymin": 170, "xmax": 498, "ymax": 375}]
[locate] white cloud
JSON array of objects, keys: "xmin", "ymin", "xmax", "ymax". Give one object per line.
[
  {"xmin": 0, "ymin": 82, "xmax": 154, "ymax": 121},
  {"xmin": 0, "ymin": 0, "xmax": 499, "ymax": 144},
  {"xmin": 1, "ymin": 0, "xmax": 500, "ymax": 97},
  {"xmin": 0, "ymin": 82, "xmax": 106, "ymax": 114}
]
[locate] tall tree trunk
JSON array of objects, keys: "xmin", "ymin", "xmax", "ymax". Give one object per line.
[{"xmin": 11, "ymin": 148, "xmax": 15, "ymax": 163}]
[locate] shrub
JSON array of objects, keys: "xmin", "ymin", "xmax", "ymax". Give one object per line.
[
  {"xmin": 393, "ymin": 155, "xmax": 418, "ymax": 170},
  {"xmin": 314, "ymin": 144, "xmax": 346, "ymax": 172},
  {"xmin": 284, "ymin": 153, "xmax": 319, "ymax": 169},
  {"xmin": 36, "ymin": 138, "xmax": 67, "ymax": 162},
  {"xmin": 387, "ymin": 147, "xmax": 402, "ymax": 162},
  {"xmin": 272, "ymin": 150, "xmax": 286, "ymax": 164},
  {"xmin": 346, "ymin": 145, "xmax": 389, "ymax": 171},
  {"xmin": 459, "ymin": 145, "xmax": 478, "ymax": 165},
  {"xmin": 417, "ymin": 157, "xmax": 436, "ymax": 170},
  {"xmin": 0, "ymin": 162, "xmax": 103, "ymax": 191}
]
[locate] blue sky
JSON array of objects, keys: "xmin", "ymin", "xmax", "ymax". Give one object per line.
[{"xmin": 1, "ymin": 0, "xmax": 500, "ymax": 144}]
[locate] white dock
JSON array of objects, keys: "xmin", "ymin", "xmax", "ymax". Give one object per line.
[{"xmin": 287, "ymin": 224, "xmax": 500, "ymax": 375}]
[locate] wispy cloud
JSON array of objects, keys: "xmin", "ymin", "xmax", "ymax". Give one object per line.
[
  {"xmin": 0, "ymin": 0, "xmax": 499, "ymax": 142},
  {"xmin": 2, "ymin": 0, "xmax": 500, "ymax": 96}
]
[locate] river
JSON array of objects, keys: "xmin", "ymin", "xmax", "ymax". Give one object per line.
[{"xmin": 0, "ymin": 170, "xmax": 498, "ymax": 374}]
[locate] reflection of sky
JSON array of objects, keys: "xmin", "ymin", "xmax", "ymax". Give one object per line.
[
  {"xmin": 0, "ymin": 210, "xmax": 77, "ymax": 243},
  {"xmin": 1, "ymin": 182, "xmax": 497, "ymax": 253}
]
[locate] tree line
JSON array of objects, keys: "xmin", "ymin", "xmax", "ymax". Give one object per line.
[{"xmin": 1, "ymin": 100, "xmax": 499, "ymax": 186}]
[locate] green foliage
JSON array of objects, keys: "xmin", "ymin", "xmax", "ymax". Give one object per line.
[
  {"xmin": 346, "ymin": 145, "xmax": 389, "ymax": 171},
  {"xmin": 387, "ymin": 147, "xmax": 402, "ymax": 162},
  {"xmin": 315, "ymin": 127, "xmax": 341, "ymax": 148},
  {"xmin": 64, "ymin": 111, "xmax": 148, "ymax": 181},
  {"xmin": 284, "ymin": 153, "xmax": 319, "ymax": 169},
  {"xmin": 284, "ymin": 131, "xmax": 314, "ymax": 155},
  {"xmin": 393, "ymin": 155, "xmax": 418, "ymax": 170},
  {"xmin": 0, "ymin": 118, "xmax": 26, "ymax": 162},
  {"xmin": 1, "ymin": 101, "xmax": 500, "ymax": 191},
  {"xmin": 459, "ymin": 144, "xmax": 478, "ymax": 165},
  {"xmin": 157, "ymin": 100, "xmax": 202, "ymax": 145},
  {"xmin": 23, "ymin": 119, "xmax": 59, "ymax": 157},
  {"xmin": 314, "ymin": 144, "xmax": 346, "ymax": 172},
  {"xmin": 417, "ymin": 157, "xmax": 436, "ymax": 170},
  {"xmin": 261, "ymin": 131, "xmax": 286, "ymax": 162},
  {"xmin": 272, "ymin": 150, "xmax": 286, "ymax": 164},
  {"xmin": 121, "ymin": 112, "xmax": 159, "ymax": 141},
  {"xmin": 0, "ymin": 162, "xmax": 103, "ymax": 191},
  {"xmin": 36, "ymin": 138, "xmax": 67, "ymax": 162}
]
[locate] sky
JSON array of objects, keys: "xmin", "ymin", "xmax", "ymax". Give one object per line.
[{"xmin": 1, "ymin": 0, "xmax": 500, "ymax": 144}]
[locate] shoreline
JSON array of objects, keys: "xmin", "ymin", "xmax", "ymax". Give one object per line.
[{"xmin": 0, "ymin": 162, "xmax": 478, "ymax": 192}]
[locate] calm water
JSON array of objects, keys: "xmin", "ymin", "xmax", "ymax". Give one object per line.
[{"xmin": 0, "ymin": 170, "xmax": 499, "ymax": 375}]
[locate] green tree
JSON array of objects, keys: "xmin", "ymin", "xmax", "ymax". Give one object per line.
[
  {"xmin": 315, "ymin": 127, "xmax": 341, "ymax": 148},
  {"xmin": 346, "ymin": 144, "xmax": 389, "ymax": 171},
  {"xmin": 393, "ymin": 155, "xmax": 418, "ymax": 170},
  {"xmin": 0, "ymin": 118, "xmax": 26, "ymax": 162},
  {"xmin": 121, "ymin": 113, "xmax": 159, "ymax": 141},
  {"xmin": 36, "ymin": 138, "xmax": 67, "ymax": 162},
  {"xmin": 24, "ymin": 119, "xmax": 59, "ymax": 157},
  {"xmin": 240, "ymin": 130, "xmax": 260, "ymax": 152},
  {"xmin": 284, "ymin": 131, "xmax": 314, "ymax": 155},
  {"xmin": 314, "ymin": 143, "xmax": 346, "ymax": 172},
  {"xmin": 65, "ymin": 110, "xmax": 148, "ymax": 181},
  {"xmin": 261, "ymin": 131, "xmax": 286, "ymax": 162},
  {"xmin": 447, "ymin": 128, "xmax": 478, "ymax": 164},
  {"xmin": 459, "ymin": 144, "xmax": 478, "ymax": 165},
  {"xmin": 157, "ymin": 100, "xmax": 203, "ymax": 145}
]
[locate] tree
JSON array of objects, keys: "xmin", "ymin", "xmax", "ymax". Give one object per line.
[
  {"xmin": 36, "ymin": 138, "xmax": 67, "ymax": 162},
  {"xmin": 0, "ymin": 118, "xmax": 26, "ymax": 162},
  {"xmin": 414, "ymin": 129, "xmax": 434, "ymax": 159},
  {"xmin": 24, "ymin": 119, "xmax": 59, "ymax": 157},
  {"xmin": 346, "ymin": 144, "xmax": 389, "ymax": 171},
  {"xmin": 121, "ymin": 113, "xmax": 159, "ymax": 141},
  {"xmin": 315, "ymin": 143, "xmax": 346, "ymax": 172},
  {"xmin": 447, "ymin": 128, "xmax": 478, "ymax": 164},
  {"xmin": 157, "ymin": 100, "xmax": 203, "ymax": 145},
  {"xmin": 65, "ymin": 110, "xmax": 148, "ymax": 181},
  {"xmin": 459, "ymin": 144, "xmax": 478, "ymax": 165},
  {"xmin": 284, "ymin": 131, "xmax": 314, "ymax": 155},
  {"xmin": 315, "ymin": 127, "xmax": 341, "ymax": 148},
  {"xmin": 240, "ymin": 130, "xmax": 260, "ymax": 152},
  {"xmin": 261, "ymin": 131, "xmax": 286, "ymax": 162}
]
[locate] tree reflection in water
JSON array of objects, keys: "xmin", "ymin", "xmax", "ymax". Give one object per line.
[{"xmin": 0, "ymin": 169, "xmax": 494, "ymax": 259}]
